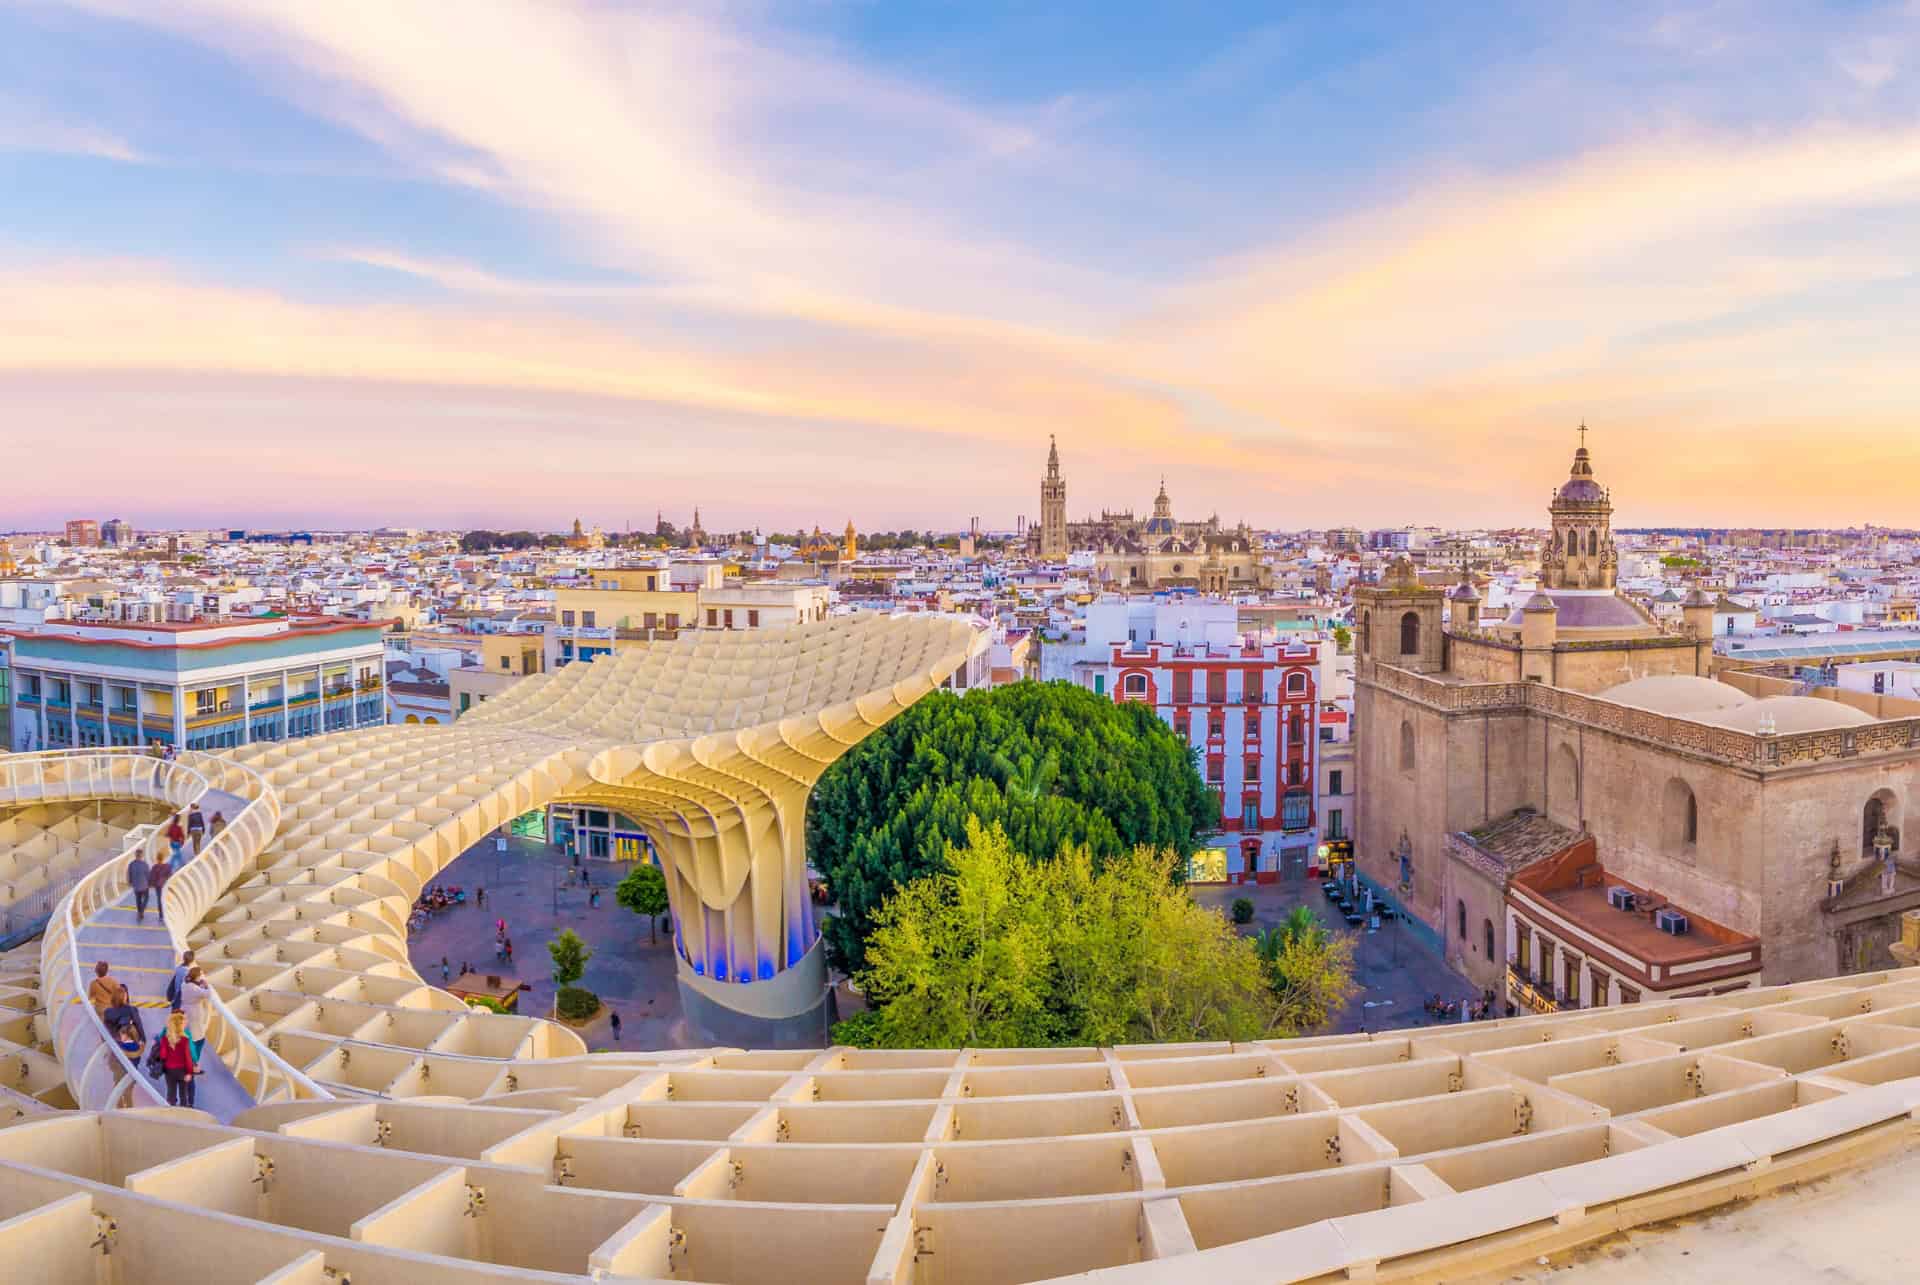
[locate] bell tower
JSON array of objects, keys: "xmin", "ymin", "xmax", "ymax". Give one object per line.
[
  {"xmin": 1039, "ymin": 436, "xmax": 1068, "ymax": 559},
  {"xmin": 1541, "ymin": 424, "xmax": 1616, "ymax": 590}
]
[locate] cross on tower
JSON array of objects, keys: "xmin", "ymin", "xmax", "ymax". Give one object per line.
[{"xmin": 1578, "ymin": 420, "xmax": 1588, "ymax": 450}]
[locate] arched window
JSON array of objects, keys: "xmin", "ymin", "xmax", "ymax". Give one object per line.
[
  {"xmin": 1286, "ymin": 672, "xmax": 1307, "ymax": 695},
  {"xmin": 1864, "ymin": 791, "xmax": 1900, "ymax": 855},
  {"xmin": 1457, "ymin": 900, "xmax": 1467, "ymax": 942},
  {"xmin": 1399, "ymin": 720, "xmax": 1416, "ymax": 773},
  {"xmin": 1587, "ymin": 528, "xmax": 1598, "ymax": 556},
  {"xmin": 1399, "ymin": 611, "xmax": 1420, "ymax": 655},
  {"xmin": 1122, "ymin": 673, "xmax": 1147, "ymax": 696},
  {"xmin": 1664, "ymin": 778, "xmax": 1698, "ymax": 850},
  {"xmin": 1484, "ymin": 919, "xmax": 1496, "ymax": 962}
]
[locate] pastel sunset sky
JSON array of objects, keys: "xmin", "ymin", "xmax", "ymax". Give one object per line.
[{"xmin": 6, "ymin": 1, "xmax": 1920, "ymax": 532}]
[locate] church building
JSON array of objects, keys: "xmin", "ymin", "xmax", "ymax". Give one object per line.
[{"xmin": 1356, "ymin": 433, "xmax": 1920, "ymax": 995}]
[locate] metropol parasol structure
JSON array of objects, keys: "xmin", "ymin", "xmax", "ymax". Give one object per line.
[{"xmin": 0, "ymin": 611, "xmax": 1917, "ymax": 1283}]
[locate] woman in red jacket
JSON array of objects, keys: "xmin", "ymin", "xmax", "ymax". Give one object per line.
[{"xmin": 158, "ymin": 1011, "xmax": 195, "ymax": 1108}]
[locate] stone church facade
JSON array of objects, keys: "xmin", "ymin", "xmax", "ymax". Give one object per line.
[{"xmin": 1355, "ymin": 438, "xmax": 1920, "ymax": 986}]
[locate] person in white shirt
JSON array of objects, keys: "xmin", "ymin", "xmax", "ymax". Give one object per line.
[{"xmin": 179, "ymin": 966, "xmax": 213, "ymax": 1072}]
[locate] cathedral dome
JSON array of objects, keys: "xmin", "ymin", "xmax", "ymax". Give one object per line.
[
  {"xmin": 1600, "ymin": 675, "xmax": 1753, "ymax": 716},
  {"xmin": 1700, "ymin": 696, "xmax": 1876, "ymax": 734},
  {"xmin": 1555, "ymin": 477, "xmax": 1606, "ymax": 503}
]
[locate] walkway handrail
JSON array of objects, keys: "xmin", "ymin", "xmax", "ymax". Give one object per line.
[
  {"xmin": 8, "ymin": 749, "xmax": 329, "ymax": 1110},
  {"xmin": 19, "ymin": 750, "xmax": 201, "ymax": 1111},
  {"xmin": 165, "ymin": 751, "xmax": 331, "ymax": 1107}
]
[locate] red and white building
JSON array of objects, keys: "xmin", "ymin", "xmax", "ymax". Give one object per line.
[{"xmin": 1053, "ymin": 599, "xmax": 1321, "ymax": 883}]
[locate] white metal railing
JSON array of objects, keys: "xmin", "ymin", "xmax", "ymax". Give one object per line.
[{"xmin": 10, "ymin": 748, "xmax": 331, "ymax": 1111}]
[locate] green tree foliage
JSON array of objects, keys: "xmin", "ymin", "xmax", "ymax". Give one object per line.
[
  {"xmin": 810, "ymin": 683, "xmax": 1212, "ymax": 973},
  {"xmin": 1255, "ymin": 906, "xmax": 1357, "ymax": 1034},
  {"xmin": 615, "ymin": 862, "xmax": 672, "ymax": 943},
  {"xmin": 1332, "ymin": 624, "xmax": 1353, "ymax": 654},
  {"xmin": 850, "ymin": 820, "xmax": 1306, "ymax": 1048},
  {"xmin": 459, "ymin": 529, "xmax": 567, "ymax": 553},
  {"xmin": 547, "ymin": 928, "xmax": 593, "ymax": 988}
]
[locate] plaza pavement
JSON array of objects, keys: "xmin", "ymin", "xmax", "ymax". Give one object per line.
[{"xmin": 411, "ymin": 835, "xmax": 1484, "ymax": 1053}]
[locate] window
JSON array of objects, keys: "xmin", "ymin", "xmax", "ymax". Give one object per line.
[
  {"xmin": 195, "ymin": 690, "xmax": 216, "ymax": 715},
  {"xmin": 1281, "ymin": 790, "xmax": 1310, "ymax": 830},
  {"xmin": 1326, "ymin": 809, "xmax": 1344, "ymax": 839},
  {"xmin": 1243, "ymin": 673, "xmax": 1263, "ymax": 704},
  {"xmin": 459, "ymin": 693, "xmax": 472, "ymax": 713},
  {"xmin": 1286, "ymin": 671, "xmax": 1306, "ymax": 695},
  {"xmin": 1618, "ymin": 984, "xmax": 1640, "ymax": 1004},
  {"xmin": 1320, "ymin": 726, "xmax": 1334, "ymax": 742},
  {"xmin": 1289, "ymin": 713, "xmax": 1305, "ymax": 743},
  {"xmin": 1241, "ymin": 801, "xmax": 1259, "ymax": 828},
  {"xmin": 646, "ymin": 576, "xmax": 658, "ymax": 590},
  {"xmin": 1207, "ymin": 672, "xmax": 1226, "ymax": 704},
  {"xmin": 1399, "ymin": 610, "xmax": 1420, "ymax": 655},
  {"xmin": 582, "ymin": 611, "xmax": 596, "ymax": 627},
  {"xmin": 1243, "ymin": 756, "xmax": 1259, "ymax": 781},
  {"xmin": 1484, "ymin": 919, "xmax": 1495, "ymax": 961},
  {"xmin": 707, "ymin": 609, "xmax": 718, "ymax": 626},
  {"xmin": 52, "ymin": 679, "xmax": 70, "ymax": 704},
  {"xmin": 1207, "ymin": 759, "xmax": 1223, "ymax": 784},
  {"xmin": 120, "ymin": 688, "xmax": 136, "ymax": 712},
  {"xmin": 1457, "ymin": 899, "xmax": 1467, "ymax": 942},
  {"xmin": 1172, "ymin": 672, "xmax": 1192, "ymax": 703},
  {"xmin": 666, "ymin": 613, "xmax": 680, "ymax": 629},
  {"xmin": 643, "ymin": 612, "xmax": 658, "ymax": 629},
  {"xmin": 722, "ymin": 609, "xmax": 733, "ymax": 628},
  {"xmin": 1208, "ymin": 713, "xmax": 1224, "ymax": 738},
  {"xmin": 1122, "ymin": 673, "xmax": 1147, "ymax": 696},
  {"xmin": 748, "ymin": 610, "xmax": 760, "ymax": 627},
  {"xmin": 1563, "ymin": 956, "xmax": 1581, "ymax": 1007},
  {"xmin": 1517, "ymin": 924, "xmax": 1531, "ymax": 973},
  {"xmin": 561, "ymin": 610, "xmax": 576, "ymax": 626},
  {"xmin": 1287, "ymin": 762, "xmax": 1303, "ymax": 787},
  {"xmin": 500, "ymin": 655, "xmax": 511, "ymax": 670},
  {"xmin": 1589, "ymin": 964, "xmax": 1609, "ymax": 1007},
  {"xmin": 1399, "ymin": 720, "xmax": 1416, "ymax": 772},
  {"xmin": 1329, "ymin": 770, "xmax": 1344, "ymax": 796},
  {"xmin": 1664, "ymin": 778, "xmax": 1699, "ymax": 850}
]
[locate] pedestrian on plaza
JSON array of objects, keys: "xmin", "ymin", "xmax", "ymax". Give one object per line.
[
  {"xmin": 495, "ymin": 917, "xmax": 505, "ymax": 936},
  {"xmin": 441, "ymin": 957, "xmax": 451, "ymax": 984},
  {"xmin": 180, "ymin": 966, "xmax": 212, "ymax": 1070},
  {"xmin": 104, "ymin": 985, "xmax": 146, "ymax": 1058},
  {"xmin": 475, "ymin": 886, "xmax": 485, "ymax": 910},
  {"xmin": 165, "ymin": 814, "xmax": 186, "ymax": 864},
  {"xmin": 209, "ymin": 811, "xmax": 226, "ymax": 843},
  {"xmin": 167, "ymin": 949, "xmax": 195, "ymax": 1012},
  {"xmin": 495, "ymin": 930, "xmax": 506, "ymax": 963},
  {"xmin": 609, "ymin": 1009, "xmax": 621, "ymax": 1042},
  {"xmin": 460, "ymin": 961, "xmax": 472, "ymax": 979},
  {"xmin": 158, "ymin": 1012, "xmax": 195, "ymax": 1108},
  {"xmin": 589, "ymin": 889, "xmax": 600, "ymax": 909},
  {"xmin": 186, "ymin": 803, "xmax": 206, "ymax": 854},
  {"xmin": 503, "ymin": 937, "xmax": 513, "ymax": 966},
  {"xmin": 89, "ymin": 960, "xmax": 120, "ymax": 1016},
  {"xmin": 148, "ymin": 855, "xmax": 174, "ymax": 923},
  {"xmin": 127, "ymin": 849, "xmax": 152, "ymax": 923}
]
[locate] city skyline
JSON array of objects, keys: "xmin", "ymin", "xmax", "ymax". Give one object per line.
[{"xmin": 7, "ymin": 2, "xmax": 1920, "ymax": 529}]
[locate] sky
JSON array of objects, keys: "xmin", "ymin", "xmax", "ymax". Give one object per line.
[{"xmin": 5, "ymin": 0, "xmax": 1920, "ymax": 533}]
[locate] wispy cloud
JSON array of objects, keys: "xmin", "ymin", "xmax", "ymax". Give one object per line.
[{"xmin": 0, "ymin": 94, "xmax": 143, "ymax": 162}]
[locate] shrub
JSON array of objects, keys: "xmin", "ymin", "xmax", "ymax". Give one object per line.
[
  {"xmin": 829, "ymin": 1008, "xmax": 884, "ymax": 1048},
  {"xmin": 464, "ymin": 995, "xmax": 510, "ymax": 1015},
  {"xmin": 1231, "ymin": 897, "xmax": 1255, "ymax": 925},
  {"xmin": 555, "ymin": 985, "xmax": 600, "ymax": 1021}
]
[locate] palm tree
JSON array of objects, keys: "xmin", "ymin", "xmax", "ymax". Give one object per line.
[
  {"xmin": 1280, "ymin": 905, "xmax": 1326, "ymax": 948},
  {"xmin": 991, "ymin": 750, "xmax": 1059, "ymax": 804}
]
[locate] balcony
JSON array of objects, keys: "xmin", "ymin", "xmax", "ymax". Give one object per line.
[{"xmin": 1506, "ymin": 961, "xmax": 1562, "ymax": 1015}]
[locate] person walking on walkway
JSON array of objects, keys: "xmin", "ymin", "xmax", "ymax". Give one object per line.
[
  {"xmin": 180, "ymin": 966, "xmax": 212, "ymax": 1071},
  {"xmin": 89, "ymin": 961, "xmax": 120, "ymax": 1017},
  {"xmin": 148, "ymin": 855, "xmax": 174, "ymax": 923},
  {"xmin": 127, "ymin": 850, "xmax": 152, "ymax": 923},
  {"xmin": 158, "ymin": 1012, "xmax": 195, "ymax": 1108},
  {"xmin": 186, "ymin": 803, "xmax": 205, "ymax": 855},
  {"xmin": 167, "ymin": 949, "xmax": 195, "ymax": 1012},
  {"xmin": 104, "ymin": 986, "xmax": 146, "ymax": 1059},
  {"xmin": 475, "ymin": 886, "xmax": 485, "ymax": 910},
  {"xmin": 441, "ymin": 957, "xmax": 451, "ymax": 984},
  {"xmin": 209, "ymin": 811, "xmax": 226, "ymax": 844},
  {"xmin": 165, "ymin": 814, "xmax": 186, "ymax": 864},
  {"xmin": 609, "ymin": 1009, "xmax": 621, "ymax": 1042}
]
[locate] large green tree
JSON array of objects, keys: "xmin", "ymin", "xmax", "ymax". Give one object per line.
[
  {"xmin": 844, "ymin": 820, "xmax": 1296, "ymax": 1048},
  {"xmin": 615, "ymin": 862, "xmax": 671, "ymax": 944},
  {"xmin": 809, "ymin": 682, "xmax": 1212, "ymax": 973}
]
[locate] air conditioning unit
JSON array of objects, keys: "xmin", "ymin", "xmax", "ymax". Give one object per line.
[
  {"xmin": 1655, "ymin": 908, "xmax": 1690, "ymax": 935},
  {"xmin": 1606, "ymin": 885, "xmax": 1637, "ymax": 912},
  {"xmin": 218, "ymin": 701, "xmax": 232, "ymax": 712}
]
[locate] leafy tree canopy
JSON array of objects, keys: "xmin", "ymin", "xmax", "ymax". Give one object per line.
[
  {"xmin": 547, "ymin": 928, "xmax": 593, "ymax": 988},
  {"xmin": 809, "ymin": 682, "xmax": 1211, "ymax": 973},
  {"xmin": 615, "ymin": 862, "xmax": 672, "ymax": 943},
  {"xmin": 845, "ymin": 820, "xmax": 1332, "ymax": 1048}
]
